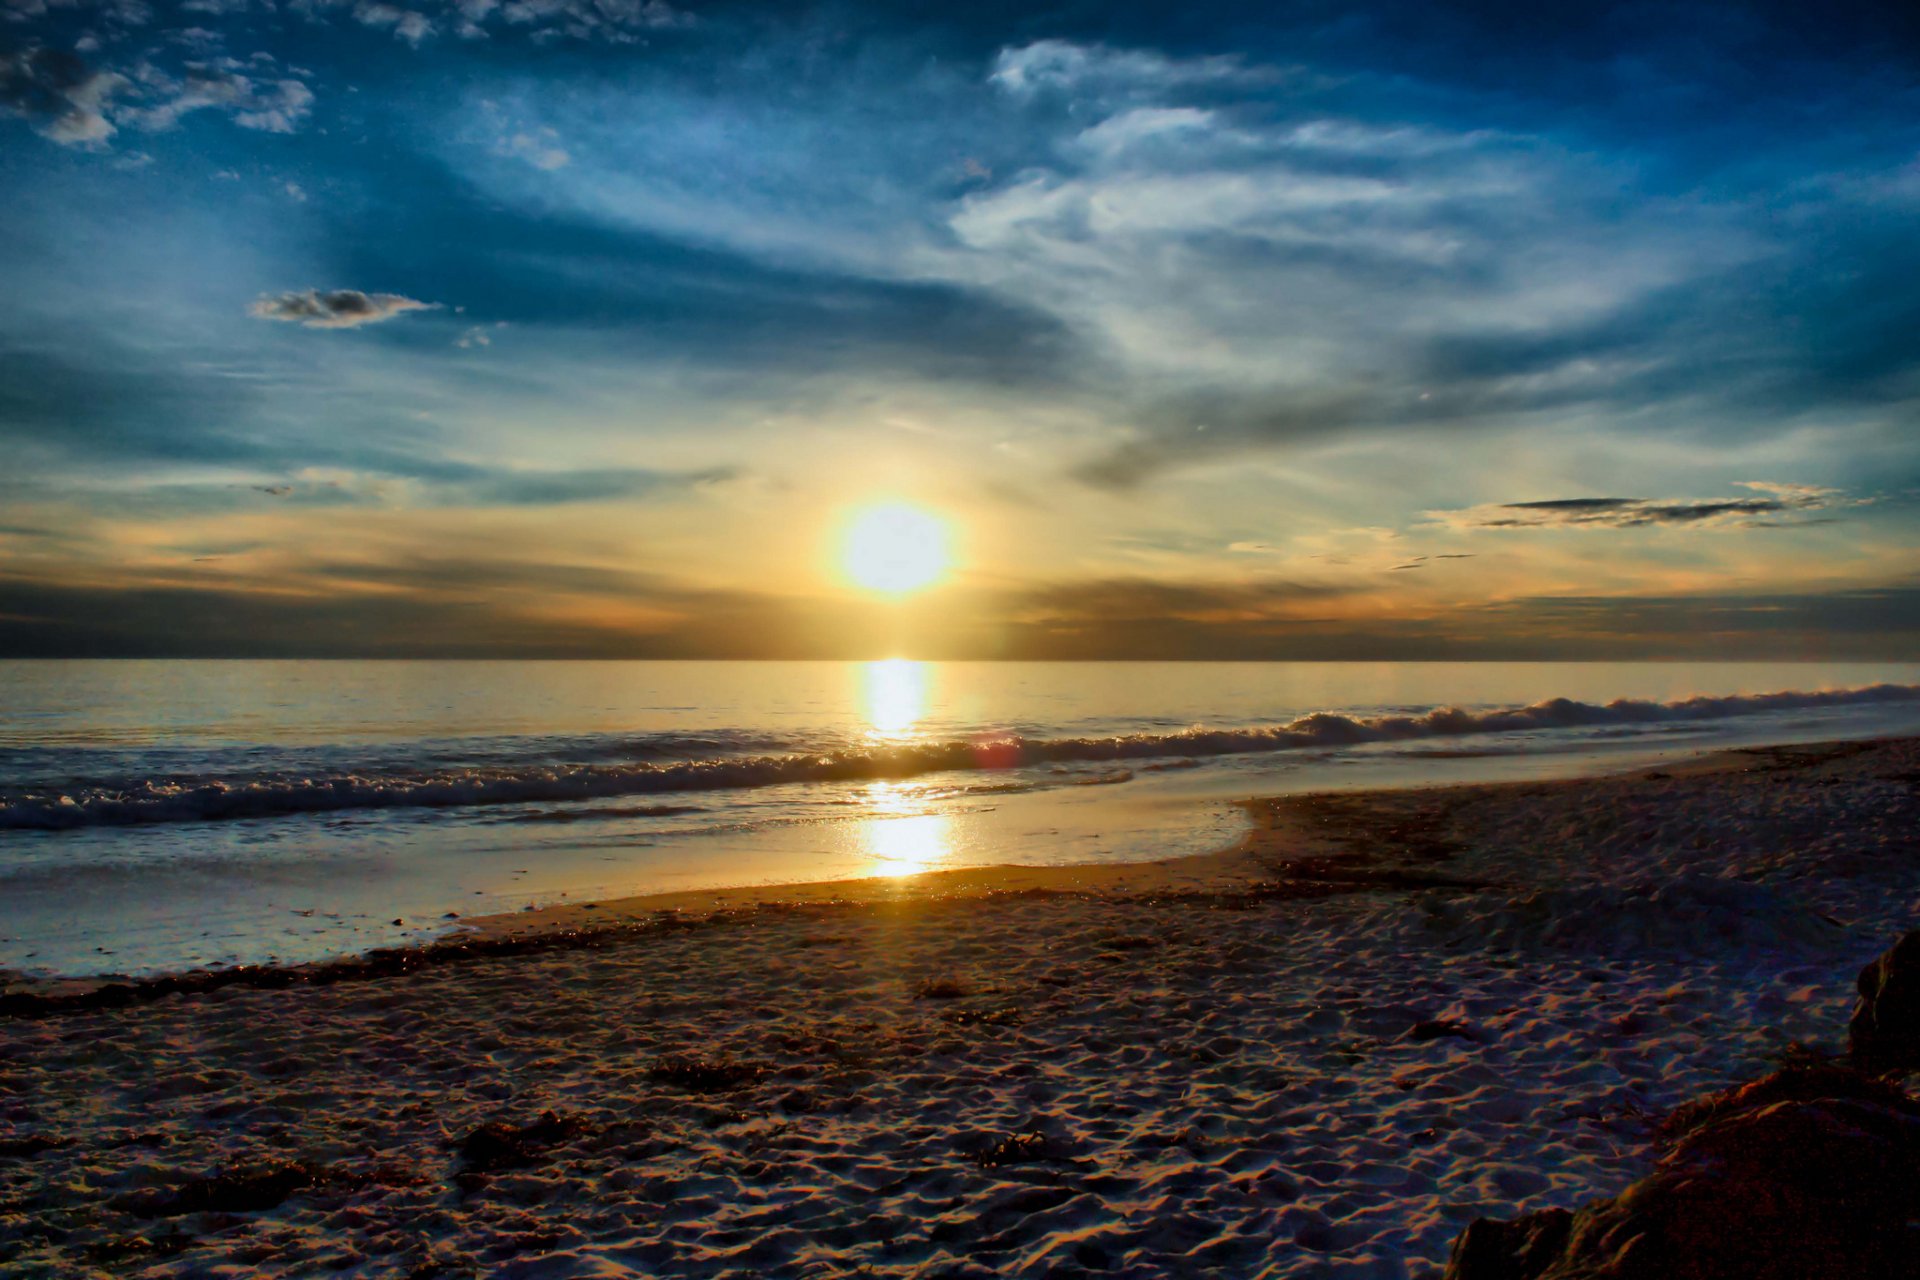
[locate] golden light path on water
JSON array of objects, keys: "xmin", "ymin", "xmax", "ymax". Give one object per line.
[
  {"xmin": 862, "ymin": 657, "xmax": 929, "ymax": 738},
  {"xmin": 858, "ymin": 660, "xmax": 953, "ymax": 876}
]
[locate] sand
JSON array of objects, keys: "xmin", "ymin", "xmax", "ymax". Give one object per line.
[{"xmin": 3, "ymin": 738, "xmax": 1918, "ymax": 1278}]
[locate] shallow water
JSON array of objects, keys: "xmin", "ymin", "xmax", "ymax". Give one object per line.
[{"xmin": 3, "ymin": 659, "xmax": 1918, "ymax": 976}]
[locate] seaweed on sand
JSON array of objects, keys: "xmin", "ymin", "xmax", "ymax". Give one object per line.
[
  {"xmin": 967, "ymin": 1128, "xmax": 1088, "ymax": 1170},
  {"xmin": 120, "ymin": 1157, "xmax": 331, "ymax": 1216},
  {"xmin": 646, "ymin": 1054, "xmax": 769, "ymax": 1093},
  {"xmin": 457, "ymin": 1110, "xmax": 595, "ymax": 1173}
]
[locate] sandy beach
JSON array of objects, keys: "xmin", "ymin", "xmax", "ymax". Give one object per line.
[{"xmin": 4, "ymin": 736, "xmax": 1918, "ymax": 1278}]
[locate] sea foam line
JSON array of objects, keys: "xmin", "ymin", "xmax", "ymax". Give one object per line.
[{"xmin": 2, "ymin": 683, "xmax": 1915, "ymax": 830}]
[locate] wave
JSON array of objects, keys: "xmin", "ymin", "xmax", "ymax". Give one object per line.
[{"xmin": 3, "ymin": 683, "xmax": 1915, "ymax": 831}]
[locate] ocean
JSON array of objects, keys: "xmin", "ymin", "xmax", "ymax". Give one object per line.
[{"xmin": 4, "ymin": 659, "xmax": 1919, "ymax": 978}]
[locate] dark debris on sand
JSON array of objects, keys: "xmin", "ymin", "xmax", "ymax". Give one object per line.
[
  {"xmin": 646, "ymin": 1054, "xmax": 770, "ymax": 1093},
  {"xmin": 964, "ymin": 1127, "xmax": 1092, "ymax": 1171},
  {"xmin": 457, "ymin": 1109, "xmax": 596, "ymax": 1174},
  {"xmin": 117, "ymin": 1157, "xmax": 332, "ymax": 1217}
]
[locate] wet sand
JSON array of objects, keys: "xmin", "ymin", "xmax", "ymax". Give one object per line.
[{"xmin": 2, "ymin": 737, "xmax": 1916, "ymax": 1278}]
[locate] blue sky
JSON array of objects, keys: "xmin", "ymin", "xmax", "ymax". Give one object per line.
[{"xmin": 2, "ymin": 0, "xmax": 1918, "ymax": 657}]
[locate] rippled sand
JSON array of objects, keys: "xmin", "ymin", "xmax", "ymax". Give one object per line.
[{"xmin": 3, "ymin": 738, "xmax": 1917, "ymax": 1278}]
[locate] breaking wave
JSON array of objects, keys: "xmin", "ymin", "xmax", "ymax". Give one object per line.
[{"xmin": 3, "ymin": 683, "xmax": 1915, "ymax": 831}]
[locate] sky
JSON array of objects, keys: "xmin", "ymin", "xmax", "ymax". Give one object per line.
[{"xmin": 2, "ymin": 0, "xmax": 1918, "ymax": 659}]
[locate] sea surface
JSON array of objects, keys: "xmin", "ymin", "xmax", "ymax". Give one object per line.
[{"xmin": 3, "ymin": 659, "xmax": 1919, "ymax": 978}]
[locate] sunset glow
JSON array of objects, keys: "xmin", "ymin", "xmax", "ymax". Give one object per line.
[{"xmin": 0, "ymin": 2, "xmax": 1914, "ymax": 663}]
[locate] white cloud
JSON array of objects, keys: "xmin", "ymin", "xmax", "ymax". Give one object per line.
[
  {"xmin": 499, "ymin": 126, "xmax": 569, "ymax": 170},
  {"xmin": 126, "ymin": 65, "xmax": 315, "ymax": 133},
  {"xmin": 918, "ymin": 39, "xmax": 1759, "ymax": 407},
  {"xmin": 355, "ymin": 3, "xmax": 434, "ymax": 45},
  {"xmin": 1072, "ymin": 106, "xmax": 1219, "ymax": 157},
  {"xmin": 990, "ymin": 40, "xmax": 1267, "ymax": 100}
]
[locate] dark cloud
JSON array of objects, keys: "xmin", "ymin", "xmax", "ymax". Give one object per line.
[
  {"xmin": 1476, "ymin": 586, "xmax": 1920, "ymax": 656},
  {"xmin": 0, "ymin": 47, "xmax": 121, "ymax": 146},
  {"xmin": 0, "ymin": 576, "xmax": 681, "ymax": 658},
  {"xmin": 4, "ymin": 565, "xmax": 1917, "ymax": 660},
  {"xmin": 249, "ymin": 289, "xmax": 440, "ymax": 328},
  {"xmin": 1504, "ymin": 498, "xmax": 1641, "ymax": 512},
  {"xmin": 458, "ymin": 466, "xmax": 737, "ymax": 506},
  {"xmin": 1430, "ymin": 484, "xmax": 1857, "ymax": 530}
]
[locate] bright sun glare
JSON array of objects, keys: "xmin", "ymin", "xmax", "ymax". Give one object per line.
[{"xmin": 840, "ymin": 502, "xmax": 952, "ymax": 595}]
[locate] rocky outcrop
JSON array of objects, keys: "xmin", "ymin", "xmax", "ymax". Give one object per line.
[
  {"xmin": 1444, "ymin": 1064, "xmax": 1920, "ymax": 1279},
  {"xmin": 1850, "ymin": 930, "xmax": 1920, "ymax": 1069},
  {"xmin": 1445, "ymin": 925, "xmax": 1920, "ymax": 1280}
]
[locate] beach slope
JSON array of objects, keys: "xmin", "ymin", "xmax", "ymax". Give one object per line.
[{"xmin": 3, "ymin": 738, "xmax": 1917, "ymax": 1278}]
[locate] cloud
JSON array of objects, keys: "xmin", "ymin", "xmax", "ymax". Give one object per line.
[
  {"xmin": 1, "ymin": 0, "xmax": 691, "ymax": 156},
  {"xmin": 354, "ymin": 2, "xmax": 434, "ymax": 45},
  {"xmin": 0, "ymin": 48, "xmax": 125, "ymax": 147},
  {"xmin": 457, "ymin": 464, "xmax": 737, "ymax": 506},
  {"xmin": 498, "ymin": 126, "xmax": 569, "ymax": 170},
  {"xmin": 249, "ymin": 289, "xmax": 441, "ymax": 328},
  {"xmin": 490, "ymin": 0, "xmax": 690, "ymax": 41},
  {"xmin": 1427, "ymin": 482, "xmax": 1863, "ymax": 530},
  {"xmin": 130, "ymin": 66, "xmax": 315, "ymax": 133},
  {"xmin": 933, "ymin": 39, "xmax": 1774, "ymax": 487},
  {"xmin": 286, "ymin": 0, "xmax": 694, "ymax": 44},
  {"xmin": 230, "ymin": 462, "xmax": 738, "ymax": 507},
  {"xmin": 989, "ymin": 40, "xmax": 1269, "ymax": 100}
]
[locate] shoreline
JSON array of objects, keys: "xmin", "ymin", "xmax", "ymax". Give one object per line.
[
  {"xmin": 1, "ymin": 734, "xmax": 1881, "ymax": 1015},
  {"xmin": 462, "ymin": 733, "xmax": 1868, "ymax": 944}
]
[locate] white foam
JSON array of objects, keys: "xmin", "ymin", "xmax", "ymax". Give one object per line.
[{"xmin": 4, "ymin": 682, "xmax": 1915, "ymax": 829}]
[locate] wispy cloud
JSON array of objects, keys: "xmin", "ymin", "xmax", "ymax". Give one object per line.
[
  {"xmin": 989, "ymin": 40, "xmax": 1273, "ymax": 99},
  {"xmin": 240, "ymin": 463, "xmax": 738, "ymax": 507},
  {"xmin": 1426, "ymin": 483, "xmax": 1865, "ymax": 530}
]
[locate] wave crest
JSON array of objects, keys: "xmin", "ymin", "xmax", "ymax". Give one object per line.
[{"xmin": 3, "ymin": 683, "xmax": 1914, "ymax": 830}]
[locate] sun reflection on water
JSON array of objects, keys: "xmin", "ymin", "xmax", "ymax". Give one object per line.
[
  {"xmin": 860, "ymin": 779, "xmax": 952, "ymax": 876},
  {"xmin": 865, "ymin": 812, "xmax": 952, "ymax": 876},
  {"xmin": 862, "ymin": 658, "xmax": 929, "ymax": 739}
]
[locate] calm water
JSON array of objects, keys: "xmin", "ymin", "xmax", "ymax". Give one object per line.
[{"xmin": 4, "ymin": 660, "xmax": 1919, "ymax": 977}]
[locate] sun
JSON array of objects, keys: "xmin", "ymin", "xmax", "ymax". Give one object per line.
[{"xmin": 840, "ymin": 502, "xmax": 953, "ymax": 595}]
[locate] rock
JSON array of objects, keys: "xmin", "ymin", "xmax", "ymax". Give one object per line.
[
  {"xmin": 1443, "ymin": 1065, "xmax": 1920, "ymax": 1280},
  {"xmin": 1849, "ymin": 930, "xmax": 1920, "ymax": 1069},
  {"xmin": 1446, "ymin": 1209, "xmax": 1571, "ymax": 1280}
]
